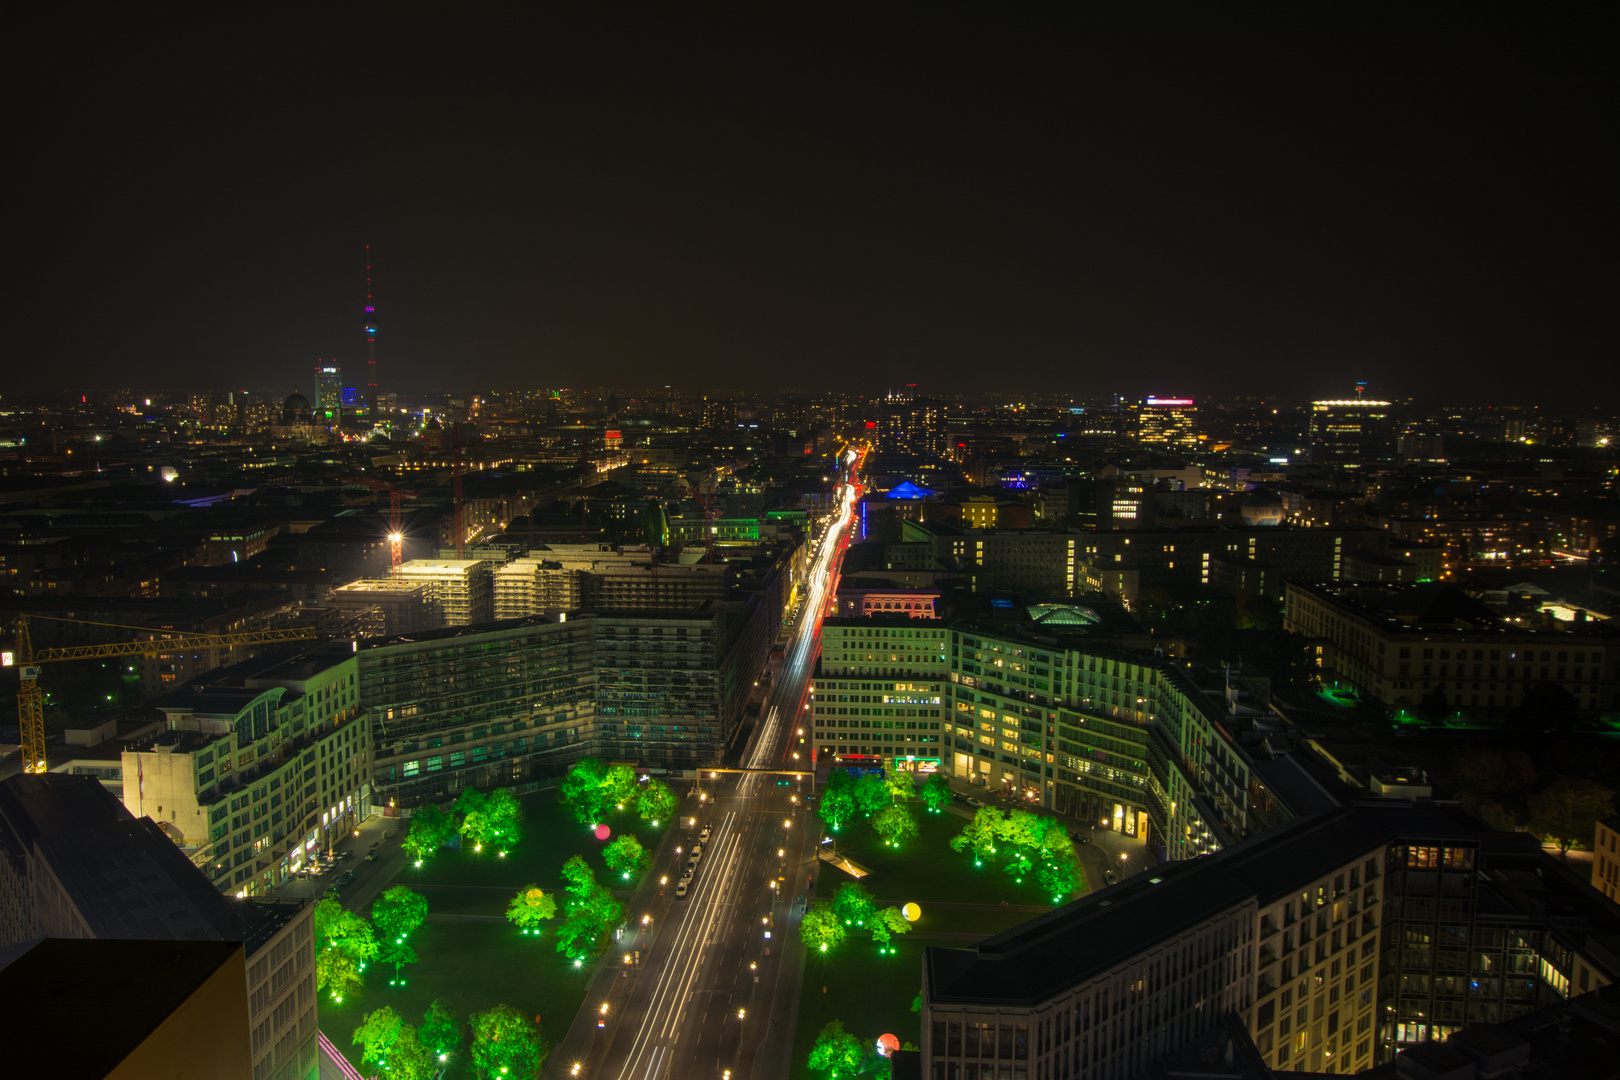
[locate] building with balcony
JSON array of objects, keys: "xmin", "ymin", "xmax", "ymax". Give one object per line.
[
  {"xmin": 392, "ymin": 558, "xmax": 493, "ymax": 626},
  {"xmin": 125, "ymin": 647, "xmax": 372, "ymax": 896}
]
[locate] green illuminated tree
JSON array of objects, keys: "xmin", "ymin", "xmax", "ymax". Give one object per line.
[
  {"xmin": 853, "ymin": 773, "xmax": 889, "ymax": 819},
  {"xmin": 315, "ymin": 897, "xmax": 378, "ymax": 966},
  {"xmin": 318, "ymin": 949, "xmax": 364, "ymax": 1002},
  {"xmin": 372, "ymin": 886, "xmax": 429, "ymax": 945},
  {"xmin": 1036, "ymin": 847, "xmax": 1082, "ymax": 900},
  {"xmin": 869, "ymin": 905, "xmax": 912, "ymax": 950},
  {"xmin": 469, "ymin": 1004, "xmax": 548, "ymax": 1080},
  {"xmin": 884, "ymin": 768, "xmax": 916, "ymax": 802},
  {"xmin": 807, "ymin": 1018, "xmax": 865, "ymax": 1077},
  {"xmin": 603, "ymin": 834, "xmax": 649, "ymax": 881},
  {"xmin": 385, "ymin": 1024, "xmax": 436, "ymax": 1080},
  {"xmin": 483, "ymin": 787, "xmax": 525, "ymax": 848},
  {"xmin": 802, "ymin": 899, "xmax": 847, "ymax": 953},
  {"xmin": 506, "ymin": 885, "xmax": 558, "ymax": 935},
  {"xmin": 636, "ymin": 778, "xmax": 677, "ymax": 824},
  {"xmin": 353, "ymin": 1005, "xmax": 405, "ymax": 1074},
  {"xmin": 832, "ymin": 881, "xmax": 877, "ymax": 928},
  {"xmin": 872, "ymin": 803, "xmax": 918, "ymax": 847},
  {"xmin": 949, "ymin": 807, "xmax": 1004, "ymax": 864},
  {"xmin": 820, "ymin": 782, "xmax": 857, "ymax": 833},
  {"xmin": 559, "ymin": 758, "xmax": 613, "ymax": 824},
  {"xmin": 997, "ymin": 809, "xmax": 1045, "ymax": 851},
  {"xmin": 402, "ymin": 804, "xmax": 457, "ymax": 863},
  {"xmin": 919, "ymin": 772, "xmax": 952, "ymax": 813},
  {"xmin": 556, "ymin": 855, "xmax": 624, "ymax": 962},
  {"xmin": 380, "ymin": 937, "xmax": 418, "ymax": 985},
  {"xmin": 603, "ymin": 763, "xmax": 640, "ymax": 809},
  {"xmin": 456, "ymin": 788, "xmax": 493, "ymax": 847},
  {"xmin": 420, "ymin": 999, "xmax": 463, "ymax": 1062}
]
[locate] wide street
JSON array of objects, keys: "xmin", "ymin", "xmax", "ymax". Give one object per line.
[{"xmin": 556, "ymin": 449, "xmax": 862, "ymax": 1080}]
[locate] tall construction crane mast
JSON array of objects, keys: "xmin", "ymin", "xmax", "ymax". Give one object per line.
[
  {"xmin": 3, "ymin": 615, "xmax": 320, "ymax": 775},
  {"xmin": 339, "ymin": 475, "xmax": 418, "ymax": 570}
]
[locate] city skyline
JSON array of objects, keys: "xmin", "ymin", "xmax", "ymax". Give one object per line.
[{"xmin": 5, "ymin": 15, "xmax": 1615, "ymax": 404}]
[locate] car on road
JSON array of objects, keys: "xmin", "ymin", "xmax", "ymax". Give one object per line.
[
  {"xmin": 675, "ymin": 881, "xmax": 689, "ymax": 899},
  {"xmin": 679, "ymin": 870, "xmax": 693, "ymax": 885},
  {"xmin": 690, "ymin": 845, "xmax": 703, "ymax": 861},
  {"xmin": 698, "ymin": 829, "xmax": 711, "ymax": 844},
  {"xmin": 1104, "ymin": 870, "xmax": 1118, "ymax": 886},
  {"xmin": 337, "ymin": 869, "xmax": 356, "ymax": 886},
  {"xmin": 365, "ymin": 850, "xmax": 377, "ymax": 861}
]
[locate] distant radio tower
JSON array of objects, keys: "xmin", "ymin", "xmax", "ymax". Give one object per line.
[{"xmin": 364, "ymin": 246, "xmax": 379, "ymax": 414}]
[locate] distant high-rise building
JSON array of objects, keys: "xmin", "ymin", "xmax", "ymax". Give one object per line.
[
  {"xmin": 1135, "ymin": 396, "xmax": 1200, "ymax": 449},
  {"xmin": 877, "ymin": 395, "xmax": 945, "ymax": 457},
  {"xmin": 1309, "ymin": 398, "xmax": 1394, "ymax": 461},
  {"xmin": 314, "ymin": 363, "xmax": 343, "ymax": 422}
]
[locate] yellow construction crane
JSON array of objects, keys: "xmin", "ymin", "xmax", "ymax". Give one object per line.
[{"xmin": 3, "ymin": 614, "xmax": 320, "ymax": 774}]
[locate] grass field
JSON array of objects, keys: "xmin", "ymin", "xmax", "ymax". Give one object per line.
[
  {"xmin": 400, "ymin": 794, "xmax": 664, "ymax": 894},
  {"xmin": 789, "ymin": 938, "xmax": 927, "ymax": 1080},
  {"xmin": 324, "ymin": 792, "xmax": 665, "ymax": 1077},
  {"xmin": 322, "ymin": 917, "xmax": 591, "ymax": 1079},
  {"xmin": 820, "ymin": 805, "xmax": 1082, "ymax": 907},
  {"xmin": 788, "ymin": 803, "xmax": 1069, "ymax": 1076}
]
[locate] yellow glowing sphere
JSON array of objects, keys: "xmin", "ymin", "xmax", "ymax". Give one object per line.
[
  {"xmin": 901, "ymin": 902, "xmax": 921, "ymax": 922},
  {"xmin": 526, "ymin": 888, "xmax": 545, "ymax": 901}
]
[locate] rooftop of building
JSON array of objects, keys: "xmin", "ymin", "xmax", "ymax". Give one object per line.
[
  {"xmin": 0, "ymin": 774, "xmax": 250, "ymax": 939},
  {"xmin": 925, "ymin": 801, "xmax": 1480, "ymax": 1008},
  {"xmin": 1289, "ymin": 580, "xmax": 1620, "ymax": 638},
  {"xmin": 0, "ymin": 937, "xmax": 248, "ymax": 1079}
]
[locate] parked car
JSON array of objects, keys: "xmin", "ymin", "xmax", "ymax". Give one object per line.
[
  {"xmin": 338, "ymin": 869, "xmax": 357, "ymax": 885},
  {"xmin": 1104, "ymin": 870, "xmax": 1118, "ymax": 886},
  {"xmin": 364, "ymin": 850, "xmax": 377, "ymax": 862},
  {"xmin": 675, "ymin": 881, "xmax": 689, "ymax": 899}
]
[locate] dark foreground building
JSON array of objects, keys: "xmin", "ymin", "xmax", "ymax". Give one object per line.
[{"xmin": 922, "ymin": 800, "xmax": 1619, "ymax": 1078}]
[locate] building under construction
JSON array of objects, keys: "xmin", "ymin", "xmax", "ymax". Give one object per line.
[{"xmin": 391, "ymin": 558, "xmax": 493, "ymax": 626}]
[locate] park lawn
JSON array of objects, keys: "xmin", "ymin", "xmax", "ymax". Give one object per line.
[
  {"xmin": 322, "ymin": 917, "xmax": 590, "ymax": 1080},
  {"xmin": 790, "ymin": 937, "xmax": 926, "ymax": 1080},
  {"xmin": 819, "ymin": 806, "xmax": 1076, "ymax": 908},
  {"xmin": 400, "ymin": 793, "xmax": 666, "ymax": 895}
]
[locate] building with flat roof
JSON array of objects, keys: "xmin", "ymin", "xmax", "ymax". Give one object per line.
[
  {"xmin": 126, "ymin": 648, "xmax": 372, "ymax": 895},
  {"xmin": 0, "ymin": 773, "xmax": 318, "ymax": 1080},
  {"xmin": 493, "ymin": 556, "xmax": 585, "ymax": 619},
  {"xmin": 392, "ymin": 558, "xmax": 493, "ymax": 626},
  {"xmin": 1284, "ymin": 581, "xmax": 1618, "ymax": 720},
  {"xmin": 0, "ymin": 938, "xmax": 254, "ymax": 1080},
  {"xmin": 1309, "ymin": 398, "xmax": 1394, "ymax": 462},
  {"xmin": 328, "ymin": 578, "xmax": 434, "ymax": 635},
  {"xmin": 922, "ymin": 800, "xmax": 1620, "ymax": 1078}
]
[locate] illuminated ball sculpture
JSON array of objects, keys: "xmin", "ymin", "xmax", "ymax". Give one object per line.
[
  {"xmin": 901, "ymin": 902, "xmax": 921, "ymax": 922},
  {"xmin": 594, "ymin": 824, "xmax": 611, "ymax": 841}
]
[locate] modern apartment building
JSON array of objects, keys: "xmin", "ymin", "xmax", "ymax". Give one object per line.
[
  {"xmin": 811, "ymin": 616, "xmax": 950, "ymax": 770},
  {"xmin": 1284, "ymin": 581, "xmax": 1618, "ymax": 719},
  {"xmin": 125, "ymin": 648, "xmax": 372, "ymax": 895},
  {"xmin": 360, "ymin": 603, "xmax": 777, "ymax": 805},
  {"xmin": 921, "ymin": 801, "xmax": 1619, "ymax": 1079},
  {"xmin": 811, "ymin": 606, "xmax": 1289, "ymax": 860}
]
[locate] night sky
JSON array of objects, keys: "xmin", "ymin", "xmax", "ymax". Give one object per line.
[{"xmin": 4, "ymin": 15, "xmax": 1614, "ymax": 403}]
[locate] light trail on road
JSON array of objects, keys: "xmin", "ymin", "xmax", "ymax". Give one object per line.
[{"xmin": 598, "ymin": 449, "xmax": 861, "ymax": 1080}]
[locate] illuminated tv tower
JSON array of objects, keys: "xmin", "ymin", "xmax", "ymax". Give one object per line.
[{"xmin": 364, "ymin": 246, "xmax": 379, "ymax": 414}]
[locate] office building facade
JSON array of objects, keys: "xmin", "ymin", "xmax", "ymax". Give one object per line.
[{"xmin": 126, "ymin": 649, "xmax": 372, "ymax": 895}]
